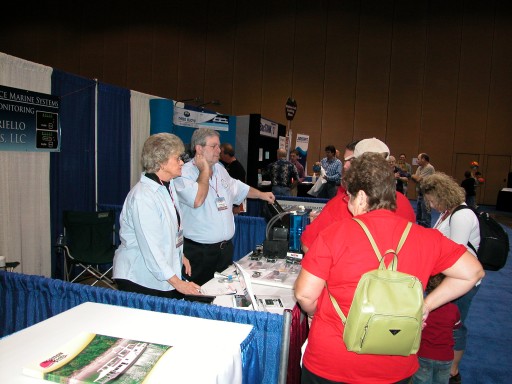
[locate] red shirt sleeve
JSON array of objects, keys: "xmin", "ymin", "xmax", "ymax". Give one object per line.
[
  {"xmin": 301, "ymin": 193, "xmax": 351, "ymax": 249},
  {"xmin": 396, "ymin": 192, "xmax": 416, "ymax": 222}
]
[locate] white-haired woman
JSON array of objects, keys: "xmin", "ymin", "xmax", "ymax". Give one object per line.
[{"xmin": 113, "ymin": 133, "xmax": 208, "ymax": 298}]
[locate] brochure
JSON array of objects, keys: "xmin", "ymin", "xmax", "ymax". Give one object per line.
[{"xmin": 23, "ymin": 332, "xmax": 173, "ymax": 384}]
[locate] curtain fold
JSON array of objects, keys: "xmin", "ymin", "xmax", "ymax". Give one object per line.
[
  {"xmin": 233, "ymin": 215, "xmax": 267, "ymax": 261},
  {"xmin": 97, "ymin": 82, "xmax": 131, "ymax": 206},
  {"xmin": 0, "ymin": 271, "xmax": 283, "ymax": 384},
  {"xmin": 50, "ymin": 70, "xmax": 96, "ymax": 278},
  {"xmin": 287, "ymin": 304, "xmax": 309, "ymax": 384},
  {"xmin": 0, "ymin": 52, "xmax": 52, "ymax": 277}
]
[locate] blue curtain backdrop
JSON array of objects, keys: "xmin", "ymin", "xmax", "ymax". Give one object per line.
[
  {"xmin": 97, "ymin": 83, "xmax": 131, "ymax": 206},
  {"xmin": 50, "ymin": 70, "xmax": 96, "ymax": 278},
  {"xmin": 0, "ymin": 271, "xmax": 283, "ymax": 384}
]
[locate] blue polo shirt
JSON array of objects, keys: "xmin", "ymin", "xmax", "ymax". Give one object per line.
[{"xmin": 175, "ymin": 161, "xmax": 250, "ymax": 244}]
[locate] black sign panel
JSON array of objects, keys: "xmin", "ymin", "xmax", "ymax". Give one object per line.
[
  {"xmin": 285, "ymin": 97, "xmax": 297, "ymax": 121},
  {"xmin": 0, "ymin": 85, "xmax": 61, "ymax": 152}
]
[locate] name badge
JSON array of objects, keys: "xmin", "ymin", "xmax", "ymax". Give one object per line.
[
  {"xmin": 216, "ymin": 196, "xmax": 228, "ymax": 211},
  {"xmin": 176, "ymin": 229, "xmax": 184, "ymax": 248}
]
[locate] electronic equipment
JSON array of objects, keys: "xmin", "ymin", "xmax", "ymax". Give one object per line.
[{"xmin": 262, "ymin": 201, "xmax": 310, "ymax": 259}]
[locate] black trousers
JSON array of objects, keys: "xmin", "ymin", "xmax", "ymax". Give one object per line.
[
  {"xmin": 115, "ymin": 279, "xmax": 215, "ymax": 304},
  {"xmin": 115, "ymin": 278, "xmax": 184, "ymax": 299},
  {"xmin": 183, "ymin": 238, "xmax": 234, "ymax": 286}
]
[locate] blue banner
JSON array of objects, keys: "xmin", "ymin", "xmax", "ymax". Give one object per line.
[{"xmin": 0, "ymin": 85, "xmax": 60, "ymax": 152}]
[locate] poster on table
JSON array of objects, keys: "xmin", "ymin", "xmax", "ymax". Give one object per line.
[
  {"xmin": 0, "ymin": 85, "xmax": 60, "ymax": 152},
  {"xmin": 295, "ymin": 133, "xmax": 309, "ymax": 171}
]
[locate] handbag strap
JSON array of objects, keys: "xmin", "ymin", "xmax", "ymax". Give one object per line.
[{"xmin": 327, "ymin": 218, "xmax": 413, "ymax": 325}]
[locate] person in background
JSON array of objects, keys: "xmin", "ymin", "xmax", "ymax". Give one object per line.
[
  {"xmin": 421, "ymin": 172, "xmax": 482, "ymax": 384},
  {"xmin": 264, "ymin": 148, "xmax": 299, "ymax": 197},
  {"xmin": 301, "ymin": 138, "xmax": 415, "ymax": 253},
  {"xmin": 290, "ymin": 149, "xmax": 306, "ymax": 196},
  {"xmin": 175, "ymin": 128, "xmax": 275, "ymax": 285},
  {"xmin": 219, "ymin": 142, "xmax": 246, "ymax": 182},
  {"xmin": 397, "ymin": 153, "xmax": 412, "ymax": 196},
  {"xmin": 413, "ymin": 274, "xmax": 461, "ymax": 384},
  {"xmin": 290, "ymin": 149, "xmax": 306, "ymax": 182},
  {"xmin": 319, "ymin": 145, "xmax": 342, "ymax": 199},
  {"xmin": 294, "ymin": 153, "xmax": 484, "ymax": 384},
  {"xmin": 461, "ymin": 170, "xmax": 477, "ymax": 209},
  {"xmin": 113, "ymin": 133, "xmax": 203, "ymax": 298},
  {"xmin": 220, "ymin": 142, "xmax": 247, "ymax": 214},
  {"xmin": 388, "ymin": 155, "xmax": 411, "ymax": 194},
  {"xmin": 411, "ymin": 153, "xmax": 435, "ymax": 228}
]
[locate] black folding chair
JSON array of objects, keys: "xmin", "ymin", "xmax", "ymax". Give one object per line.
[{"xmin": 61, "ymin": 210, "xmax": 117, "ymax": 289}]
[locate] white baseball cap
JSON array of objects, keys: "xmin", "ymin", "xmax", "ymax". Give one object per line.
[{"xmin": 353, "ymin": 138, "xmax": 390, "ymax": 159}]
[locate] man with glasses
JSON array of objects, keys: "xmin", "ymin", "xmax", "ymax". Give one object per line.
[
  {"xmin": 301, "ymin": 138, "xmax": 415, "ymax": 252},
  {"xmin": 175, "ymin": 128, "xmax": 275, "ymax": 285}
]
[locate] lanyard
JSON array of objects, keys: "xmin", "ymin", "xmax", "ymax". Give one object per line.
[
  {"xmin": 157, "ymin": 178, "xmax": 181, "ymax": 228},
  {"xmin": 168, "ymin": 187, "xmax": 181, "ymax": 228},
  {"xmin": 434, "ymin": 210, "xmax": 450, "ymax": 229},
  {"xmin": 209, "ymin": 175, "xmax": 220, "ymax": 197}
]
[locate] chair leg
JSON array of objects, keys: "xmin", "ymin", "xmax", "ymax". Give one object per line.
[{"xmin": 71, "ymin": 263, "xmax": 116, "ymax": 289}]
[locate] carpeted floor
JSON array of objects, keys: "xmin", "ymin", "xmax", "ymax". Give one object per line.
[{"xmin": 458, "ymin": 206, "xmax": 512, "ymax": 384}]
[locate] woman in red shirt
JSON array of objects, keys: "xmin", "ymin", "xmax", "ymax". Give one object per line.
[{"xmin": 294, "ymin": 153, "xmax": 484, "ymax": 384}]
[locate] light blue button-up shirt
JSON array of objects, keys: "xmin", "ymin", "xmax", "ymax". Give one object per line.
[
  {"xmin": 113, "ymin": 174, "xmax": 183, "ymax": 291},
  {"xmin": 175, "ymin": 161, "xmax": 249, "ymax": 244}
]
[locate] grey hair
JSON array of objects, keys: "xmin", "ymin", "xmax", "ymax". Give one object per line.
[
  {"xmin": 141, "ymin": 133, "xmax": 185, "ymax": 173},
  {"xmin": 191, "ymin": 128, "xmax": 220, "ymax": 152}
]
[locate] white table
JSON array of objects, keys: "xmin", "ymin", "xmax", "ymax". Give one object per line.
[
  {"xmin": 201, "ymin": 254, "xmax": 298, "ymax": 314},
  {"xmin": 0, "ymin": 302, "xmax": 253, "ymax": 384}
]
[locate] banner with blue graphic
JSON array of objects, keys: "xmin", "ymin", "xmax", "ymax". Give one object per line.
[
  {"xmin": 173, "ymin": 104, "xmax": 229, "ymax": 131},
  {"xmin": 0, "ymin": 85, "xmax": 60, "ymax": 152},
  {"xmin": 295, "ymin": 133, "xmax": 309, "ymax": 172}
]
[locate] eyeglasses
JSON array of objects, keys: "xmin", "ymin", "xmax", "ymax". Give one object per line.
[
  {"xmin": 343, "ymin": 156, "xmax": 355, "ymax": 164},
  {"xmin": 203, "ymin": 143, "xmax": 220, "ymax": 150}
]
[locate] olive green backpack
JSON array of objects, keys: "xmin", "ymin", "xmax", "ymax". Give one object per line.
[{"xmin": 328, "ymin": 218, "xmax": 423, "ymax": 356}]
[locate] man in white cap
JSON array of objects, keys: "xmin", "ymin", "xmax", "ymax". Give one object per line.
[{"xmin": 301, "ymin": 138, "xmax": 415, "ymax": 252}]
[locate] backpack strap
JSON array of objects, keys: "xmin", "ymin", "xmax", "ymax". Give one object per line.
[
  {"xmin": 352, "ymin": 218, "xmax": 383, "ymax": 261},
  {"xmin": 353, "ymin": 218, "xmax": 412, "ymax": 270},
  {"xmin": 448, "ymin": 205, "xmax": 478, "ymax": 254},
  {"xmin": 326, "ymin": 283, "xmax": 347, "ymax": 324},
  {"xmin": 326, "ymin": 219, "xmax": 413, "ymax": 325}
]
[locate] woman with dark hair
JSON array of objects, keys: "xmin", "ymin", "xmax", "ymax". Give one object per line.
[
  {"xmin": 421, "ymin": 172, "xmax": 482, "ymax": 384},
  {"xmin": 294, "ymin": 153, "xmax": 484, "ymax": 384}
]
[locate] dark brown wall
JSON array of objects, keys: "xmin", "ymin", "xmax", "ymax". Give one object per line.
[{"xmin": 1, "ymin": 0, "xmax": 511, "ymax": 204}]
